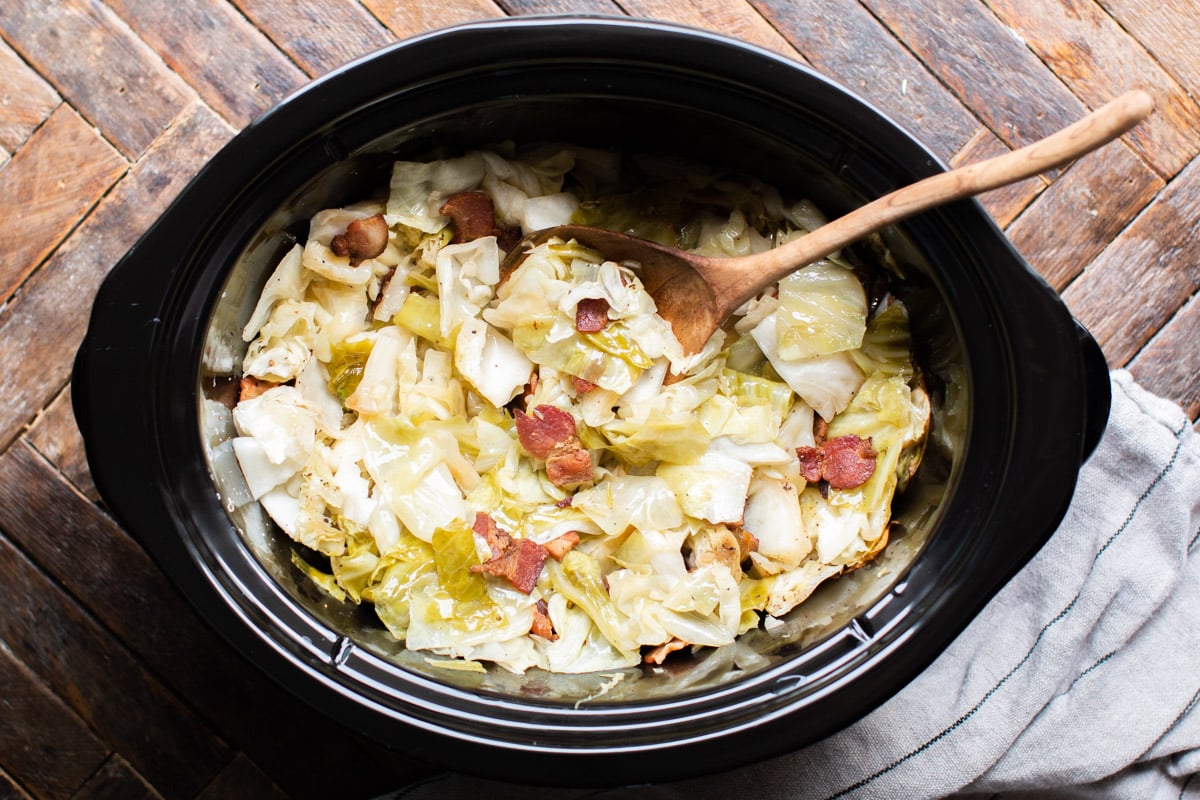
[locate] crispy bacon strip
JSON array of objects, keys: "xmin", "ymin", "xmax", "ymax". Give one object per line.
[
  {"xmin": 514, "ymin": 405, "xmax": 578, "ymax": 459},
  {"xmin": 544, "ymin": 531, "xmax": 580, "ymax": 562},
  {"xmin": 796, "ymin": 434, "xmax": 878, "ymax": 490},
  {"xmin": 546, "ymin": 447, "xmax": 594, "ymax": 489},
  {"xmin": 813, "ymin": 415, "xmax": 830, "ymax": 445},
  {"xmin": 515, "ymin": 405, "xmax": 595, "ymax": 488},
  {"xmin": 531, "ymin": 599, "xmax": 557, "ymax": 640},
  {"xmin": 575, "ymin": 298, "xmax": 611, "ymax": 333},
  {"xmin": 439, "ymin": 191, "xmax": 499, "ymax": 243},
  {"xmin": 644, "ymin": 638, "xmax": 689, "ymax": 665},
  {"xmin": 238, "ymin": 376, "xmax": 276, "ymax": 402},
  {"xmin": 469, "ymin": 512, "xmax": 548, "ymax": 594},
  {"xmin": 331, "ymin": 214, "xmax": 389, "ymax": 265}
]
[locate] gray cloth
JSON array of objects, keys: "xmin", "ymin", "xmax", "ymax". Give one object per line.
[{"xmin": 391, "ymin": 371, "xmax": 1200, "ymax": 799}]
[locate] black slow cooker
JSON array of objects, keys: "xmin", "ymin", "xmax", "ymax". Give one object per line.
[{"xmin": 72, "ymin": 16, "xmax": 1110, "ymax": 786}]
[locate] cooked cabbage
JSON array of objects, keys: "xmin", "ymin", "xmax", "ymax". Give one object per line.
[{"xmin": 232, "ymin": 147, "xmax": 931, "ymax": 674}]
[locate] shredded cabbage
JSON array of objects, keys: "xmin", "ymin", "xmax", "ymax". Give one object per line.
[{"xmin": 232, "ymin": 147, "xmax": 931, "ymax": 674}]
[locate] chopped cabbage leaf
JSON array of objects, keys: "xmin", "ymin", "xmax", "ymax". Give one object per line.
[
  {"xmin": 750, "ymin": 313, "xmax": 865, "ymax": 421},
  {"xmin": 387, "ymin": 153, "xmax": 486, "ymax": 233},
  {"xmin": 774, "ymin": 261, "xmax": 867, "ymax": 360}
]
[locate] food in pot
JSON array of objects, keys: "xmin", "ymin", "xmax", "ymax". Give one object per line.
[{"xmin": 229, "ymin": 146, "xmax": 931, "ymax": 674}]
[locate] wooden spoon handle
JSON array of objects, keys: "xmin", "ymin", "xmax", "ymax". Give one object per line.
[{"xmin": 716, "ymin": 89, "xmax": 1155, "ymax": 308}]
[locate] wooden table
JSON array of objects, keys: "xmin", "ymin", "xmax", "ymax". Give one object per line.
[{"xmin": 1, "ymin": 1, "xmax": 1197, "ymax": 797}]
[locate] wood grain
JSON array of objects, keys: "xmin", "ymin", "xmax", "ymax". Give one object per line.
[
  {"xmin": 751, "ymin": 0, "xmax": 982, "ymax": 161},
  {"xmin": 0, "ymin": 440, "xmax": 435, "ymax": 800},
  {"xmin": 23, "ymin": 385, "xmax": 97, "ymax": 501},
  {"xmin": 0, "ymin": 105, "xmax": 126, "ymax": 304},
  {"xmin": 0, "ymin": 0, "xmax": 196, "ymax": 159},
  {"xmin": 616, "ymin": 0, "xmax": 802, "ymax": 58},
  {"xmin": 1062, "ymin": 153, "xmax": 1200, "ymax": 365},
  {"xmin": 983, "ymin": 0, "xmax": 1200, "ymax": 179},
  {"xmin": 231, "ymin": 0, "xmax": 397, "ymax": 78},
  {"xmin": 104, "ymin": 0, "xmax": 308, "ymax": 128},
  {"xmin": 1096, "ymin": 0, "xmax": 1200, "ymax": 98},
  {"xmin": 861, "ymin": 0, "xmax": 1089, "ymax": 157},
  {"xmin": 195, "ymin": 755, "xmax": 287, "ymax": 800},
  {"xmin": 360, "ymin": 0, "xmax": 504, "ymax": 38},
  {"xmin": 70, "ymin": 756, "xmax": 161, "ymax": 800},
  {"xmin": 0, "ymin": 102, "xmax": 233, "ymax": 452},
  {"xmin": 0, "ymin": 532, "xmax": 231, "ymax": 798},
  {"xmin": 1006, "ymin": 140, "xmax": 1163, "ymax": 290},
  {"xmin": 1129, "ymin": 289, "xmax": 1200, "ymax": 419},
  {"xmin": 0, "ymin": 37, "xmax": 60, "ymax": 153},
  {"xmin": 0, "ymin": 768, "xmax": 34, "ymax": 800},
  {"xmin": 0, "ymin": 645, "xmax": 110, "ymax": 800},
  {"xmin": 499, "ymin": 0, "xmax": 623, "ymax": 12}
]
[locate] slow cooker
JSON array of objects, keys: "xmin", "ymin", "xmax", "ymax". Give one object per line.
[{"xmin": 73, "ymin": 16, "xmax": 1110, "ymax": 786}]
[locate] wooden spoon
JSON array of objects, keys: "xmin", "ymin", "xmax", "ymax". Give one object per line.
[{"xmin": 500, "ymin": 90, "xmax": 1154, "ymax": 355}]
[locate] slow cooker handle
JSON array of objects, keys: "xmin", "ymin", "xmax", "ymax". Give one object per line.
[{"xmin": 1076, "ymin": 320, "xmax": 1111, "ymax": 462}]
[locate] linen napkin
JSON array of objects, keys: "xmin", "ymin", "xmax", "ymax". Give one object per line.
[{"xmin": 390, "ymin": 370, "xmax": 1200, "ymax": 799}]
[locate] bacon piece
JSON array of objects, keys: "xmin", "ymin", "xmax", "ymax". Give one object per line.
[
  {"xmin": 796, "ymin": 446, "xmax": 824, "ymax": 483},
  {"xmin": 515, "ymin": 405, "xmax": 578, "ymax": 459},
  {"xmin": 472, "ymin": 511, "xmax": 505, "ymax": 550},
  {"xmin": 575, "ymin": 298, "xmax": 611, "ymax": 333},
  {"xmin": 821, "ymin": 435, "xmax": 877, "ymax": 489},
  {"xmin": 644, "ymin": 638, "xmax": 689, "ymax": 665},
  {"xmin": 546, "ymin": 446, "xmax": 593, "ymax": 489},
  {"xmin": 469, "ymin": 513, "xmax": 549, "ymax": 595},
  {"xmin": 238, "ymin": 376, "xmax": 276, "ymax": 402},
  {"xmin": 515, "ymin": 405, "xmax": 595, "ymax": 488},
  {"xmin": 572, "ymin": 376, "xmax": 597, "ymax": 394},
  {"xmin": 544, "ymin": 531, "xmax": 580, "ymax": 561},
  {"xmin": 795, "ymin": 434, "xmax": 877, "ymax": 490},
  {"xmin": 813, "ymin": 415, "xmax": 830, "ymax": 445},
  {"xmin": 439, "ymin": 191, "xmax": 498, "ymax": 243},
  {"xmin": 331, "ymin": 214, "xmax": 389, "ymax": 265},
  {"xmin": 531, "ymin": 599, "xmax": 557, "ymax": 640}
]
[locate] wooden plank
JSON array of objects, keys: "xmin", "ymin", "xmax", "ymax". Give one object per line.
[
  {"xmin": 0, "ymin": 441, "xmax": 436, "ymax": 799},
  {"xmin": 1062, "ymin": 153, "xmax": 1200, "ymax": 367},
  {"xmin": 0, "ymin": 530, "xmax": 233, "ymax": 798},
  {"xmin": 983, "ymin": 0, "xmax": 1200, "ymax": 179},
  {"xmin": 103, "ymin": 0, "xmax": 308, "ymax": 129},
  {"xmin": 615, "ymin": 0, "xmax": 804, "ymax": 59},
  {"xmin": 0, "ymin": 37, "xmax": 60, "ymax": 152},
  {"xmin": 0, "ymin": 102, "xmax": 234, "ymax": 453},
  {"xmin": 1129, "ymin": 290, "xmax": 1200, "ymax": 420},
  {"xmin": 860, "ymin": 0, "xmax": 1089, "ymax": 158},
  {"xmin": 24, "ymin": 385, "xmax": 98, "ymax": 501},
  {"xmin": 0, "ymin": 0, "xmax": 196, "ymax": 160},
  {"xmin": 0, "ymin": 646, "xmax": 110, "ymax": 800},
  {"xmin": 70, "ymin": 756, "xmax": 161, "ymax": 800},
  {"xmin": 0, "ymin": 767, "xmax": 34, "ymax": 800},
  {"xmin": 1006, "ymin": 140, "xmax": 1163, "ymax": 290},
  {"xmin": 361, "ymin": 0, "xmax": 504, "ymax": 38},
  {"xmin": 195, "ymin": 754, "xmax": 288, "ymax": 800},
  {"xmin": 949, "ymin": 128, "xmax": 1045, "ymax": 228},
  {"xmin": 750, "ymin": 0, "xmax": 980, "ymax": 161},
  {"xmin": 0, "ymin": 105, "xmax": 127, "ymax": 304},
  {"xmin": 1099, "ymin": 0, "xmax": 1200, "ymax": 98},
  {"xmin": 499, "ymin": 0, "xmax": 622, "ymax": 12},
  {"xmin": 230, "ymin": 0, "xmax": 397, "ymax": 78}
]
